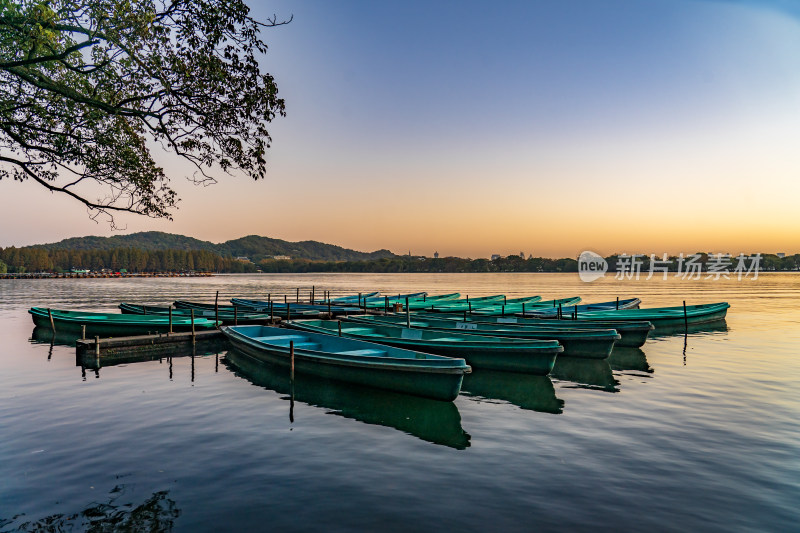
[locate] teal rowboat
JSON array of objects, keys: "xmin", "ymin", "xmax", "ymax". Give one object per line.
[
  {"xmin": 363, "ymin": 292, "xmax": 461, "ymax": 310},
  {"xmin": 345, "ymin": 314, "xmax": 619, "ymax": 359},
  {"xmin": 220, "ymin": 325, "xmax": 469, "ymax": 401},
  {"xmin": 561, "ymin": 302, "xmax": 730, "ymax": 330},
  {"xmin": 285, "ymin": 319, "xmax": 563, "ymax": 375},
  {"xmin": 468, "ymin": 297, "xmax": 582, "ymax": 317},
  {"xmin": 29, "ymin": 307, "xmax": 218, "ymax": 336},
  {"xmin": 119, "ymin": 303, "xmax": 275, "ymax": 325},
  {"xmin": 422, "ymin": 314, "xmax": 654, "ymax": 348},
  {"xmin": 230, "ymin": 298, "xmax": 361, "ymax": 316},
  {"xmin": 522, "ymin": 298, "xmax": 641, "ymax": 318},
  {"xmin": 176, "ymin": 300, "xmax": 321, "ymax": 320},
  {"xmin": 426, "ymin": 295, "xmax": 537, "ymax": 313}
]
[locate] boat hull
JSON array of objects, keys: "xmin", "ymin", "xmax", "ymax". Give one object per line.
[{"xmin": 221, "ymin": 326, "xmax": 468, "ymax": 402}]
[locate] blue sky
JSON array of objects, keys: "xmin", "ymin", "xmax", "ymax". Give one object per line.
[{"xmin": 1, "ymin": 0, "xmax": 799, "ymax": 257}]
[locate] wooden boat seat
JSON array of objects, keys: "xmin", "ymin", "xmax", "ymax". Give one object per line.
[{"xmin": 334, "ymin": 349, "xmax": 387, "ymax": 357}]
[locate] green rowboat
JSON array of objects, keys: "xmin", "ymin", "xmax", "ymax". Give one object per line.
[
  {"xmin": 345, "ymin": 314, "xmax": 619, "ymax": 359},
  {"xmin": 220, "ymin": 325, "xmax": 469, "ymax": 401},
  {"xmin": 285, "ymin": 319, "xmax": 563, "ymax": 375},
  {"xmin": 422, "ymin": 314, "xmax": 654, "ymax": 348},
  {"xmin": 561, "ymin": 302, "xmax": 730, "ymax": 330},
  {"xmin": 119, "ymin": 303, "xmax": 275, "ymax": 325},
  {"xmin": 29, "ymin": 307, "xmax": 219, "ymax": 337}
]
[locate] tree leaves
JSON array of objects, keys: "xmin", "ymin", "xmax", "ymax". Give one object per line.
[{"xmin": 0, "ymin": 0, "xmax": 288, "ymax": 224}]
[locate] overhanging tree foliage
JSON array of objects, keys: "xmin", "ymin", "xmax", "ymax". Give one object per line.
[{"xmin": 0, "ymin": 0, "xmax": 288, "ymax": 224}]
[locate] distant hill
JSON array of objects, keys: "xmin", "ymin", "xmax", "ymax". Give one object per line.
[{"xmin": 29, "ymin": 232, "xmax": 396, "ymax": 262}]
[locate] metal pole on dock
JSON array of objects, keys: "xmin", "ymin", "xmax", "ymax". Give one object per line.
[
  {"xmin": 522, "ymin": 303, "xmax": 525, "ymax": 316},
  {"xmin": 284, "ymin": 295, "xmax": 287, "ymax": 304},
  {"xmin": 358, "ymin": 292, "xmax": 362, "ymax": 308},
  {"xmin": 312, "ymin": 286, "xmax": 315, "ymax": 303},
  {"xmin": 616, "ymin": 296, "xmax": 620, "ymax": 310},
  {"xmin": 168, "ymin": 306, "xmax": 173, "ymax": 334},
  {"xmin": 406, "ymin": 297, "xmax": 410, "ymax": 328},
  {"xmin": 504, "ymin": 295, "xmax": 507, "ymax": 304},
  {"xmin": 191, "ymin": 309, "xmax": 196, "ymax": 345},
  {"xmin": 328, "ymin": 299, "xmax": 332, "ymax": 318},
  {"xmin": 338, "ymin": 320, "xmax": 342, "ymax": 337},
  {"xmin": 234, "ymin": 306, "xmax": 238, "ymax": 326},
  {"xmin": 296, "ymin": 288, "xmax": 299, "ymax": 302},
  {"xmin": 268, "ymin": 293, "xmax": 271, "ymax": 304},
  {"xmin": 502, "ymin": 305, "xmax": 505, "ymax": 316},
  {"xmin": 558, "ymin": 303, "xmax": 562, "ymax": 320},
  {"xmin": 47, "ymin": 308, "xmax": 55, "ymax": 332},
  {"xmin": 385, "ymin": 296, "xmax": 389, "ymax": 315}
]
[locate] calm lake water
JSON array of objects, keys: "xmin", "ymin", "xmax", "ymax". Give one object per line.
[{"xmin": 1, "ymin": 273, "xmax": 798, "ymax": 532}]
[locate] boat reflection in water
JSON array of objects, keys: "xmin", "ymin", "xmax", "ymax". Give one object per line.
[
  {"xmin": 0, "ymin": 487, "xmax": 180, "ymax": 532},
  {"xmin": 608, "ymin": 347, "xmax": 652, "ymax": 373},
  {"xmin": 224, "ymin": 349, "xmax": 471, "ymax": 450},
  {"xmin": 30, "ymin": 325, "xmax": 81, "ymax": 347},
  {"xmin": 461, "ymin": 370, "xmax": 564, "ymax": 414},
  {"xmin": 550, "ymin": 356, "xmax": 618, "ymax": 392}
]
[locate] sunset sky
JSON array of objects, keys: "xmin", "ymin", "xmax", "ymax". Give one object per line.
[{"xmin": 1, "ymin": 0, "xmax": 799, "ymax": 258}]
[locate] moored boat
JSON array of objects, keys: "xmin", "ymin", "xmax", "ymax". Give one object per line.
[
  {"xmin": 220, "ymin": 325, "xmax": 470, "ymax": 401},
  {"xmin": 229, "ymin": 298, "xmax": 360, "ymax": 316},
  {"xmin": 522, "ymin": 298, "xmax": 641, "ymax": 318},
  {"xmin": 176, "ymin": 300, "xmax": 321, "ymax": 320},
  {"xmin": 29, "ymin": 307, "xmax": 218, "ymax": 337},
  {"xmin": 119, "ymin": 303, "xmax": 275, "ymax": 325},
  {"xmin": 285, "ymin": 319, "xmax": 563, "ymax": 375},
  {"xmin": 553, "ymin": 302, "xmax": 730, "ymax": 330},
  {"xmin": 344, "ymin": 314, "xmax": 620, "ymax": 359},
  {"xmin": 424, "ymin": 314, "xmax": 654, "ymax": 348},
  {"xmin": 468, "ymin": 297, "xmax": 582, "ymax": 317}
]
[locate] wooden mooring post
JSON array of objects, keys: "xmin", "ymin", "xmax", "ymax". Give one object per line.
[
  {"xmin": 406, "ymin": 297, "xmax": 411, "ymax": 328},
  {"xmin": 290, "ymin": 340, "xmax": 295, "ymax": 382},
  {"xmin": 47, "ymin": 308, "xmax": 55, "ymax": 332},
  {"xmin": 168, "ymin": 306, "xmax": 173, "ymax": 334},
  {"xmin": 214, "ymin": 291, "xmax": 219, "ymax": 327},
  {"xmin": 683, "ymin": 300, "xmax": 688, "ymax": 332},
  {"xmin": 190, "ymin": 309, "xmax": 196, "ymax": 345}
]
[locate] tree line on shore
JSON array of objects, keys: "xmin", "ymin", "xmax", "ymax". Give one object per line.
[
  {"xmin": 0, "ymin": 247, "xmax": 254, "ymax": 274},
  {"xmin": 1, "ymin": 247, "xmax": 798, "ymax": 275}
]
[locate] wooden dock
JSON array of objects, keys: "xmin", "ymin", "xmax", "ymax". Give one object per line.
[{"xmin": 76, "ymin": 330, "xmax": 227, "ymax": 368}]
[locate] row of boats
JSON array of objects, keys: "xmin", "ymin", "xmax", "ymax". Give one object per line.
[{"xmin": 28, "ymin": 291, "xmax": 730, "ymax": 402}]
